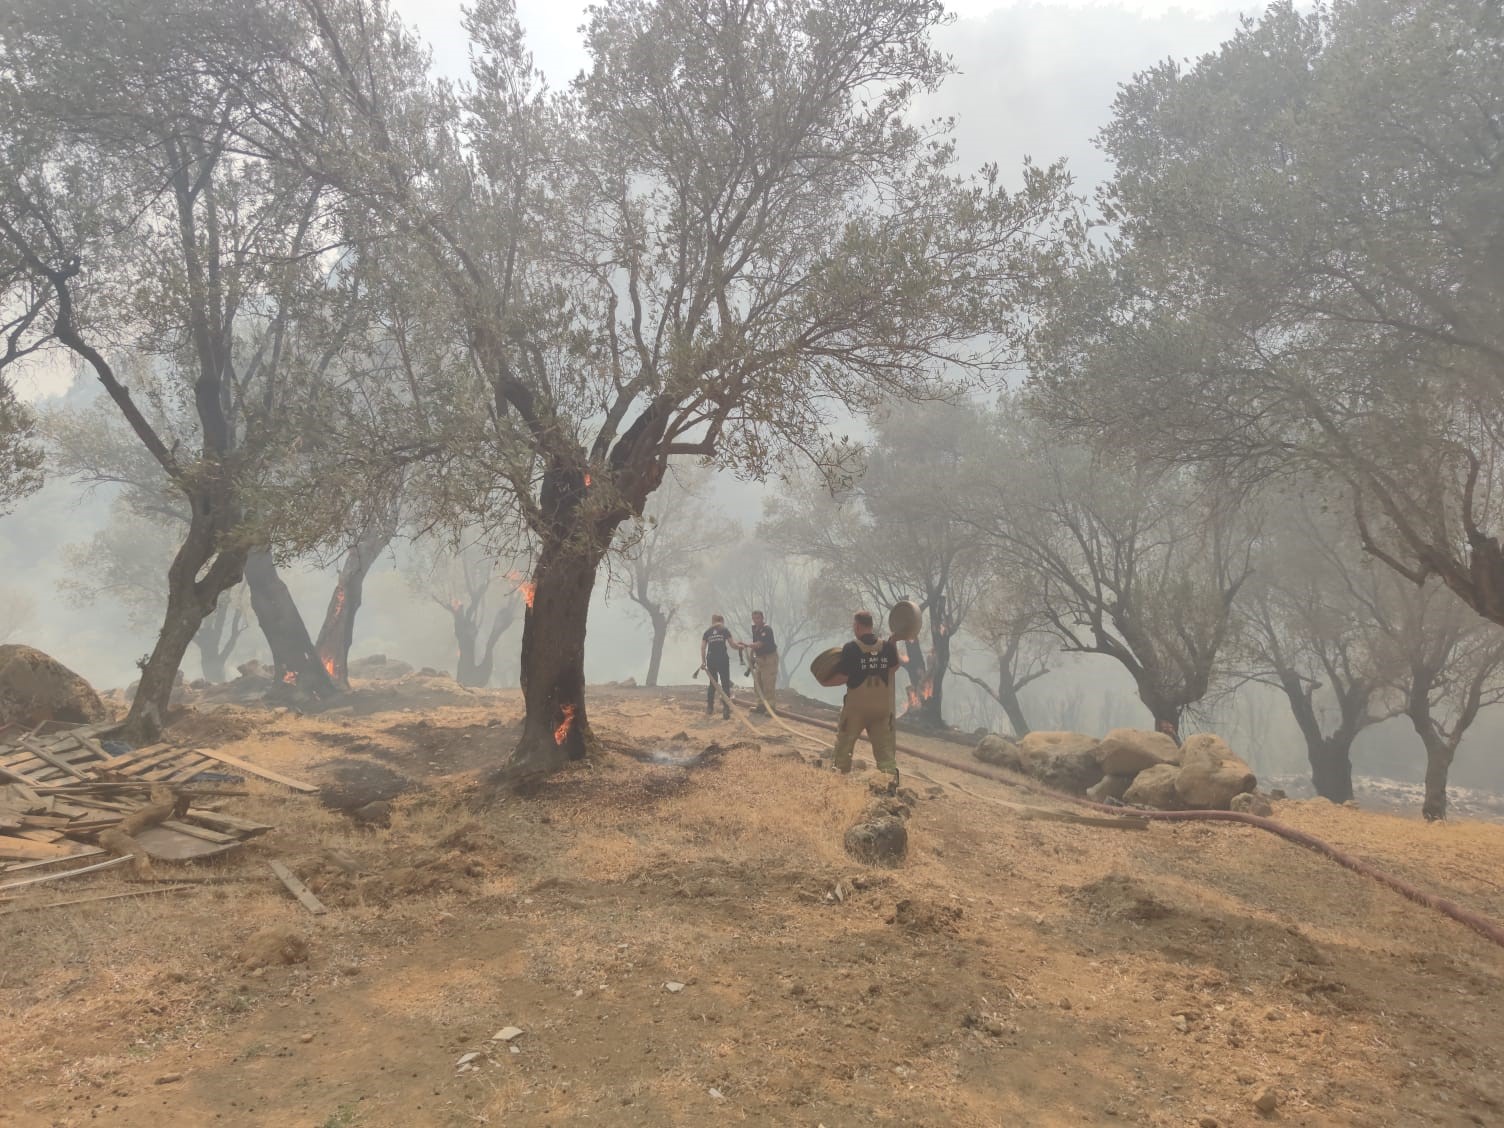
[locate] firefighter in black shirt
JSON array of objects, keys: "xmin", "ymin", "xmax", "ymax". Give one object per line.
[
  {"xmin": 739, "ymin": 610, "xmax": 778, "ymax": 714},
  {"xmin": 825, "ymin": 610, "xmax": 905, "ymax": 778},
  {"xmin": 701, "ymin": 615, "xmax": 736, "ymax": 719}
]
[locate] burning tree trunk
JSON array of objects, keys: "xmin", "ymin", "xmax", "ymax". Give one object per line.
[
  {"xmin": 511, "ymin": 537, "xmax": 606, "ymax": 775},
  {"xmin": 505, "ymin": 450, "xmax": 651, "ymax": 779},
  {"xmin": 244, "ymin": 549, "xmax": 338, "ymax": 697},
  {"xmin": 314, "ymin": 519, "xmax": 397, "ymax": 688},
  {"xmin": 192, "ymin": 599, "xmax": 248, "ymax": 684}
]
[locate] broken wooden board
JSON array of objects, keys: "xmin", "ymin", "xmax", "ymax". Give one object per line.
[
  {"xmin": 0, "ymin": 884, "xmax": 193, "ymax": 914},
  {"xmin": 0, "ymin": 854, "xmax": 135, "ymax": 893},
  {"xmin": 0, "ymin": 835, "xmax": 92, "ymax": 861},
  {"xmin": 268, "ymin": 860, "xmax": 327, "ymax": 915},
  {"xmin": 193, "ymin": 747, "xmax": 317, "ymax": 792}
]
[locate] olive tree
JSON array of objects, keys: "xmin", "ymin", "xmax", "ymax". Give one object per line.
[
  {"xmin": 1030, "ymin": 0, "xmax": 1504, "ymax": 638},
  {"xmin": 0, "ymin": 0, "xmax": 356, "ymax": 739},
  {"xmin": 269, "ymin": 0, "xmax": 1076, "ymax": 776},
  {"xmin": 962, "ymin": 409, "xmax": 1256, "ymax": 739}
]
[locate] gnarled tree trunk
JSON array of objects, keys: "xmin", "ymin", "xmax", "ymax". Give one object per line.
[
  {"xmin": 509, "ymin": 537, "xmax": 606, "ymax": 775},
  {"xmin": 1420, "ymin": 735, "xmax": 1454, "ymax": 821},
  {"xmin": 192, "ymin": 599, "xmax": 247, "ymax": 684},
  {"xmin": 244, "ymin": 548, "xmax": 338, "ymax": 697},
  {"xmin": 1308, "ymin": 739, "xmax": 1356, "ymax": 804},
  {"xmin": 996, "ymin": 678, "xmax": 1032, "ymax": 738},
  {"xmin": 454, "ymin": 603, "xmax": 514, "ymax": 688},
  {"xmin": 643, "ymin": 603, "xmax": 670, "ymax": 688},
  {"xmin": 315, "ymin": 522, "xmax": 395, "ymax": 687},
  {"xmin": 119, "ymin": 509, "xmax": 247, "ymax": 743}
]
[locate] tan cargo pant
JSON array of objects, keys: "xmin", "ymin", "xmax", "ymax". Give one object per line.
[
  {"xmin": 753, "ymin": 653, "xmax": 779, "ymax": 711},
  {"xmin": 833, "ymin": 696, "xmax": 898, "ymax": 775}
]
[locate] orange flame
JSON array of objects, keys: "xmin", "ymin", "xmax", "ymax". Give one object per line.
[
  {"xmin": 583, "ymin": 473, "xmax": 592, "ymax": 487},
  {"xmin": 554, "ymin": 703, "xmax": 577, "ymax": 745},
  {"xmin": 922, "ymin": 680, "xmax": 934, "ymax": 700},
  {"xmin": 905, "ymin": 685, "xmax": 921, "ymax": 710},
  {"xmin": 332, "ymin": 584, "xmax": 346, "ymax": 616},
  {"xmin": 506, "ymin": 571, "xmax": 537, "ymax": 609},
  {"xmin": 282, "ymin": 670, "xmax": 298, "ymax": 685},
  {"xmin": 323, "ymin": 655, "xmax": 337, "ymax": 678}
]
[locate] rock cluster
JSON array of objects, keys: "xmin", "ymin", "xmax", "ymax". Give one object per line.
[{"xmin": 973, "ymin": 727, "xmax": 1275, "ymax": 813}]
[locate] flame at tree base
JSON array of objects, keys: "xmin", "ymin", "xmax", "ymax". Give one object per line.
[
  {"xmin": 323, "ymin": 655, "xmax": 338, "ymax": 678},
  {"xmin": 554, "ymin": 703, "xmax": 578, "ymax": 746},
  {"xmin": 282, "ymin": 670, "xmax": 298, "ymax": 685}
]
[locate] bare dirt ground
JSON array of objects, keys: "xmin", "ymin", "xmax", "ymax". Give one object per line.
[{"xmin": 3, "ymin": 684, "xmax": 1502, "ymax": 1128}]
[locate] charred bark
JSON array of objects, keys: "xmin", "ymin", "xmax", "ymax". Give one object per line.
[
  {"xmin": 509, "ymin": 538, "xmax": 605, "ymax": 775},
  {"xmin": 315, "ymin": 522, "xmax": 395, "ymax": 687},
  {"xmin": 913, "ymin": 611, "xmax": 951, "ymax": 727},
  {"xmin": 244, "ymin": 549, "xmax": 338, "ymax": 697}
]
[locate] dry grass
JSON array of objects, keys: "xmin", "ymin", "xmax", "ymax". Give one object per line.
[{"xmin": 4, "ymin": 693, "xmax": 1504, "ymax": 1127}]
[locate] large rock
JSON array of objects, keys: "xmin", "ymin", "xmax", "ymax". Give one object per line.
[
  {"xmin": 1230, "ymin": 791, "xmax": 1274, "ymax": 818},
  {"xmin": 1175, "ymin": 733, "xmax": 1257, "ymax": 810},
  {"xmin": 1095, "ymin": 728, "xmax": 1179, "ymax": 774},
  {"xmin": 0, "ymin": 645, "xmax": 107, "ymax": 728},
  {"xmin": 1016, "ymin": 731, "xmax": 1103, "ymax": 794},
  {"xmin": 973, "ymin": 734, "xmax": 1023, "ymax": 772},
  {"xmin": 844, "ymin": 815, "xmax": 908, "ymax": 867},
  {"xmin": 1122, "ymin": 763, "xmax": 1183, "ymax": 810},
  {"xmin": 1178, "ymin": 733, "xmax": 1235, "ymax": 771}
]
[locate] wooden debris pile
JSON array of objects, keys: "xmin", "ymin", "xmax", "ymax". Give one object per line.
[{"xmin": 0, "ymin": 720, "xmax": 310, "ymax": 865}]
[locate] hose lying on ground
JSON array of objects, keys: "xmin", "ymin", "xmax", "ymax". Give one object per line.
[{"xmin": 774, "ymin": 707, "xmax": 1504, "ymax": 952}]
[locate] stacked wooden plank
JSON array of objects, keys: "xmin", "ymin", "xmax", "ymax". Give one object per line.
[
  {"xmin": 0, "ymin": 779, "xmax": 274, "ymax": 864},
  {"xmin": 0, "ymin": 721, "xmax": 304, "ymax": 864},
  {"xmin": 0, "ymin": 721, "xmax": 317, "ymax": 791}
]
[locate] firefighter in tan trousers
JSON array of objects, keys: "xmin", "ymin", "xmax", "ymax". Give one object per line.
[
  {"xmin": 822, "ymin": 610, "xmax": 907, "ymax": 780},
  {"xmin": 737, "ymin": 610, "xmax": 779, "ymax": 714}
]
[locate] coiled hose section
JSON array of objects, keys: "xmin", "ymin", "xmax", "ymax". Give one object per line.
[{"xmin": 773, "ymin": 707, "xmax": 1504, "ymax": 951}]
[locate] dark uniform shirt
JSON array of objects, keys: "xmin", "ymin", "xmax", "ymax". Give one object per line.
[
  {"xmin": 703, "ymin": 625, "xmax": 734, "ymax": 661},
  {"xmin": 750, "ymin": 624, "xmax": 777, "ymax": 656},
  {"xmin": 837, "ymin": 634, "xmax": 900, "ymax": 690}
]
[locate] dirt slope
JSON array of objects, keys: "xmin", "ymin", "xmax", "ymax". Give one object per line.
[{"xmin": 2, "ymin": 688, "xmax": 1501, "ymax": 1127}]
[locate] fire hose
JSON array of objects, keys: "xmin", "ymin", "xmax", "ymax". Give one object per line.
[{"xmin": 773, "ymin": 706, "xmax": 1504, "ymax": 951}]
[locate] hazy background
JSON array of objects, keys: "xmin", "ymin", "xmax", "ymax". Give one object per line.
[{"xmin": 10, "ymin": 0, "xmax": 1496, "ymax": 791}]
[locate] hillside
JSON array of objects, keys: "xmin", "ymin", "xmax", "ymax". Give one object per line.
[{"xmin": 3, "ymin": 686, "xmax": 1502, "ymax": 1127}]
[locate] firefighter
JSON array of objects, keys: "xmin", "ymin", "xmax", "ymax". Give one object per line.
[
  {"xmin": 822, "ymin": 610, "xmax": 907, "ymax": 780},
  {"xmin": 738, "ymin": 610, "xmax": 779, "ymax": 714},
  {"xmin": 700, "ymin": 614, "xmax": 735, "ymax": 719}
]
